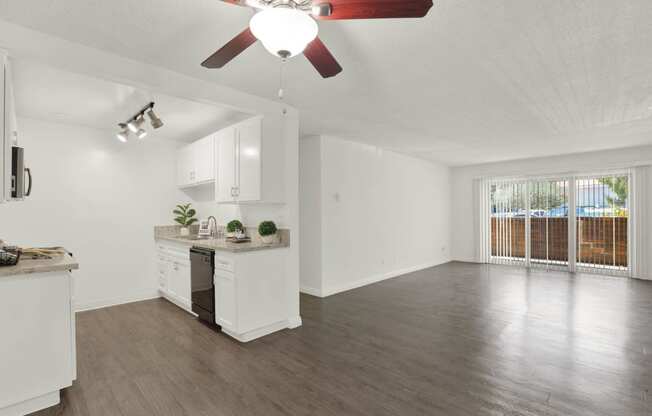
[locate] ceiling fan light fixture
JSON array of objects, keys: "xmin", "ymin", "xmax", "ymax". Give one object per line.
[{"xmin": 249, "ymin": 8, "xmax": 318, "ymax": 58}]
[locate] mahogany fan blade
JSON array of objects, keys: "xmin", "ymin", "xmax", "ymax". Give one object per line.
[
  {"xmin": 201, "ymin": 28, "xmax": 257, "ymax": 69},
  {"xmin": 315, "ymin": 0, "xmax": 433, "ymax": 20},
  {"xmin": 217, "ymin": 0, "xmax": 250, "ymax": 7},
  {"xmin": 304, "ymin": 37, "xmax": 343, "ymax": 78}
]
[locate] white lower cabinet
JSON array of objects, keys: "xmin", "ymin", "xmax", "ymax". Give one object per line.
[
  {"xmin": 0, "ymin": 271, "xmax": 76, "ymax": 415},
  {"xmin": 156, "ymin": 242, "xmax": 192, "ymax": 313},
  {"xmin": 155, "ymin": 240, "xmax": 294, "ymax": 342},
  {"xmin": 213, "ymin": 250, "xmax": 289, "ymax": 342},
  {"xmin": 214, "ymin": 269, "xmax": 236, "ymax": 331}
]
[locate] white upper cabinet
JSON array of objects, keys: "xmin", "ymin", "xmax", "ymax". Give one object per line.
[
  {"xmin": 216, "ymin": 126, "xmax": 237, "ymax": 202},
  {"xmin": 1, "ymin": 52, "xmax": 18, "ymax": 204},
  {"xmin": 236, "ymin": 117, "xmax": 262, "ymax": 202},
  {"xmin": 177, "ymin": 134, "xmax": 215, "ymax": 188},
  {"xmin": 216, "ymin": 116, "xmax": 284, "ymax": 204},
  {"xmin": 216, "ymin": 118, "xmax": 262, "ymax": 203}
]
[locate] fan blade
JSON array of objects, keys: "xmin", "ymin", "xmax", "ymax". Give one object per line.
[
  {"xmin": 314, "ymin": 0, "xmax": 433, "ymax": 20},
  {"xmin": 304, "ymin": 38, "xmax": 343, "ymax": 78},
  {"xmin": 201, "ymin": 28, "xmax": 257, "ymax": 69},
  {"xmin": 217, "ymin": 0, "xmax": 250, "ymax": 7}
]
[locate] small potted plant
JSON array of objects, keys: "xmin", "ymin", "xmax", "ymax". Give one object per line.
[
  {"xmin": 226, "ymin": 220, "xmax": 244, "ymax": 238},
  {"xmin": 173, "ymin": 203, "xmax": 198, "ymax": 236},
  {"xmin": 258, "ymin": 221, "xmax": 278, "ymax": 244}
]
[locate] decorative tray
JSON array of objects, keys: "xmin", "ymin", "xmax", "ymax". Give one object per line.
[{"xmin": 225, "ymin": 237, "xmax": 252, "ymax": 244}]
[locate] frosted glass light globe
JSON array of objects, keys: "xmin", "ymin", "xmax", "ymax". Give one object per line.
[{"xmin": 249, "ymin": 8, "xmax": 318, "ymax": 58}]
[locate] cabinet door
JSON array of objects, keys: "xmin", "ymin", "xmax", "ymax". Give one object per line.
[
  {"xmin": 215, "ymin": 270, "xmax": 236, "ymax": 331},
  {"xmin": 0, "ymin": 56, "xmax": 7, "ymax": 203},
  {"xmin": 216, "ymin": 126, "xmax": 237, "ymax": 202},
  {"xmin": 236, "ymin": 118, "xmax": 262, "ymax": 202},
  {"xmin": 177, "ymin": 145, "xmax": 194, "ymax": 187},
  {"xmin": 175, "ymin": 261, "xmax": 192, "ymax": 308},
  {"xmin": 194, "ymin": 135, "xmax": 215, "ymax": 184}
]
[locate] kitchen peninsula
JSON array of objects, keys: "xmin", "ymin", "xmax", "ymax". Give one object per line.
[
  {"xmin": 154, "ymin": 226, "xmax": 297, "ymax": 343},
  {"xmin": 0, "ymin": 251, "xmax": 79, "ymax": 416}
]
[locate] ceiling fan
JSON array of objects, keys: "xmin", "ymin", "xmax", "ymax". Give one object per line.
[{"xmin": 201, "ymin": 0, "xmax": 434, "ymax": 78}]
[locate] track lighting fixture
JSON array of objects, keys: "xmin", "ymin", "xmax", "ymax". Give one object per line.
[{"xmin": 116, "ymin": 102, "xmax": 163, "ymax": 143}]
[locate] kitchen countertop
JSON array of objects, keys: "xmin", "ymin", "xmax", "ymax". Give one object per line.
[
  {"xmin": 156, "ymin": 235, "xmax": 289, "ymax": 253},
  {"xmin": 0, "ymin": 252, "xmax": 79, "ymax": 278}
]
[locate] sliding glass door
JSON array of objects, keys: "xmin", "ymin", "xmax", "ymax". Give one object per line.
[
  {"xmin": 488, "ymin": 173, "xmax": 631, "ymax": 276},
  {"xmin": 575, "ymin": 175, "xmax": 629, "ymax": 276},
  {"xmin": 529, "ymin": 179, "xmax": 569, "ymax": 270}
]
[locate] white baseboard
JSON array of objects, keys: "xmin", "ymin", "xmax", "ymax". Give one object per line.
[
  {"xmin": 320, "ymin": 260, "xmax": 448, "ymax": 298},
  {"xmin": 287, "ymin": 315, "xmax": 302, "ymax": 328},
  {"xmin": 300, "ymin": 285, "xmax": 323, "ymax": 297},
  {"xmin": 75, "ymin": 289, "xmax": 160, "ymax": 312},
  {"xmin": 223, "ymin": 319, "xmax": 290, "ymax": 343},
  {"xmin": 0, "ymin": 390, "xmax": 59, "ymax": 416}
]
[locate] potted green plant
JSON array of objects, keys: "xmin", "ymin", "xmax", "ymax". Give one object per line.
[
  {"xmin": 226, "ymin": 220, "xmax": 244, "ymax": 238},
  {"xmin": 173, "ymin": 204, "xmax": 198, "ymax": 236},
  {"xmin": 258, "ymin": 221, "xmax": 278, "ymax": 244}
]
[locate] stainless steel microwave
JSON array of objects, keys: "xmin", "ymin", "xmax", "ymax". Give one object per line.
[{"xmin": 11, "ymin": 146, "xmax": 32, "ymax": 199}]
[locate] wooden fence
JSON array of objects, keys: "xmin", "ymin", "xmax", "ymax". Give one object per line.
[{"xmin": 491, "ymin": 217, "xmax": 628, "ymax": 267}]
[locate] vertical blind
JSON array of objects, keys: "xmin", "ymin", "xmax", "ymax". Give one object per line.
[{"xmin": 476, "ymin": 170, "xmax": 638, "ymax": 277}]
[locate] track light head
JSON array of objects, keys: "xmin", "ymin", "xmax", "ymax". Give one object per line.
[
  {"xmin": 136, "ymin": 128, "xmax": 147, "ymax": 139},
  {"xmin": 116, "ymin": 124, "xmax": 129, "ymax": 143},
  {"xmin": 147, "ymin": 109, "xmax": 164, "ymax": 129},
  {"xmin": 126, "ymin": 120, "xmax": 139, "ymax": 133}
]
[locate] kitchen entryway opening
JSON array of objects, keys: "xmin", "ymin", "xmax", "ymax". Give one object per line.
[{"xmin": 482, "ymin": 172, "xmax": 631, "ymax": 277}]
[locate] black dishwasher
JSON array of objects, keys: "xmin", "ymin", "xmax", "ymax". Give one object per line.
[{"xmin": 190, "ymin": 247, "xmax": 220, "ymax": 328}]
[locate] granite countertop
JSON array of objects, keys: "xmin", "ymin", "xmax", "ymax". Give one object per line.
[
  {"xmin": 0, "ymin": 252, "xmax": 79, "ymax": 278},
  {"xmin": 154, "ymin": 225, "xmax": 290, "ymax": 253},
  {"xmin": 156, "ymin": 235, "xmax": 290, "ymax": 253}
]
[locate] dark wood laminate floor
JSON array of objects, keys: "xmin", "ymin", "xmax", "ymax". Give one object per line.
[{"xmin": 33, "ymin": 262, "xmax": 652, "ymax": 416}]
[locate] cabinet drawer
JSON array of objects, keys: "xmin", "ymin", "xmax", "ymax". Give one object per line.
[{"xmin": 215, "ymin": 255, "xmax": 234, "ymax": 273}]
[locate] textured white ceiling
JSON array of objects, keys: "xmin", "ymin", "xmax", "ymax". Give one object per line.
[{"xmin": 2, "ymin": 0, "xmax": 652, "ymax": 165}]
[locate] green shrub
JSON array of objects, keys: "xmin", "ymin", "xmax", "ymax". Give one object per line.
[
  {"xmin": 227, "ymin": 220, "xmax": 244, "ymax": 233},
  {"xmin": 258, "ymin": 221, "xmax": 277, "ymax": 236},
  {"xmin": 173, "ymin": 204, "xmax": 197, "ymax": 227}
]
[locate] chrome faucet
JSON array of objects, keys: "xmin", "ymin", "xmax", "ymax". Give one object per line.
[{"xmin": 207, "ymin": 216, "xmax": 218, "ymax": 238}]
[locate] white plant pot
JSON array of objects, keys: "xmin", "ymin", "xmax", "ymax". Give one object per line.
[
  {"xmin": 260, "ymin": 234, "xmax": 277, "ymax": 244},
  {"xmin": 180, "ymin": 227, "xmax": 190, "ymax": 236}
]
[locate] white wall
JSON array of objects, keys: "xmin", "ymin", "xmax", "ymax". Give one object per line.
[
  {"xmin": 451, "ymin": 145, "xmax": 652, "ymax": 271},
  {"xmin": 0, "ymin": 117, "xmax": 183, "ymax": 310},
  {"xmin": 300, "ymin": 136, "xmax": 452, "ymax": 297},
  {"xmin": 299, "ymin": 136, "xmax": 322, "ymax": 293}
]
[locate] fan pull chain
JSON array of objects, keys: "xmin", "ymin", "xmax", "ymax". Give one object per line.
[{"xmin": 279, "ymin": 58, "xmax": 287, "ymax": 115}]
